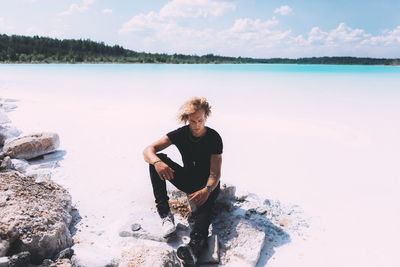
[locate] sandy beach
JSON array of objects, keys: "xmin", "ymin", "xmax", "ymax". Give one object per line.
[{"xmin": 1, "ymin": 64, "xmax": 400, "ymax": 266}]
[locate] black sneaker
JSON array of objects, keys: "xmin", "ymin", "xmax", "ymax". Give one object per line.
[
  {"xmin": 177, "ymin": 233, "xmax": 205, "ymax": 266},
  {"xmin": 177, "ymin": 245, "xmax": 197, "ymax": 266}
]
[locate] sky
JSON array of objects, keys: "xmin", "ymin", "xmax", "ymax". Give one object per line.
[{"xmin": 1, "ymin": 0, "xmax": 400, "ymax": 58}]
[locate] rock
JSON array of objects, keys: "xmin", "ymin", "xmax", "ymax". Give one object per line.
[
  {"xmin": 40, "ymin": 259, "xmax": 54, "ymax": 267},
  {"xmin": 131, "ymin": 223, "xmax": 141, "ymax": 232},
  {"xmin": 40, "ymin": 258, "xmax": 73, "ymax": 267},
  {"xmin": 198, "ymin": 234, "xmax": 219, "ymax": 264},
  {"xmin": 10, "ymin": 159, "xmax": 29, "ymax": 173},
  {"xmin": 0, "ymin": 112, "xmax": 10, "ymax": 125},
  {"xmin": 120, "ymin": 229, "xmax": 168, "ymax": 243},
  {"xmin": 0, "ymin": 103, "xmax": 17, "ymax": 112},
  {"xmin": 147, "ymin": 183, "xmax": 305, "ymax": 267},
  {"xmin": 219, "ymin": 220, "xmax": 265, "ymax": 266},
  {"xmin": 0, "ymin": 156, "xmax": 13, "ymax": 171},
  {"xmin": 248, "ymin": 208, "xmax": 256, "ymax": 213},
  {"xmin": 3, "ymin": 132, "xmax": 60, "ymax": 160},
  {"xmin": 0, "ymin": 153, "xmax": 4, "ymax": 161},
  {"xmin": 236, "ymin": 193, "xmax": 248, "ymax": 202},
  {"xmin": 263, "ymin": 199, "xmax": 271, "ymax": 206},
  {"xmin": 0, "ymin": 171, "xmax": 73, "ymax": 263},
  {"xmin": 0, "ymin": 240, "xmax": 9, "ymax": 257},
  {"xmin": 119, "ymin": 243, "xmax": 181, "ymax": 267},
  {"xmin": 52, "ymin": 258, "xmax": 73, "ymax": 267},
  {"xmin": 9, "ymin": 251, "xmax": 31, "ymax": 267},
  {"xmin": 0, "ymin": 126, "xmax": 21, "ymax": 146},
  {"xmin": 245, "ymin": 210, "xmax": 252, "ymax": 219},
  {"xmin": 55, "ymin": 248, "xmax": 74, "ymax": 260},
  {"xmin": 0, "ymin": 99, "xmax": 17, "ymax": 112},
  {"xmin": 167, "ymin": 183, "xmax": 237, "ymax": 215},
  {"xmin": 0, "ymin": 257, "xmax": 9, "ymax": 267},
  {"xmin": 256, "ymin": 206, "xmax": 267, "ymax": 215}
]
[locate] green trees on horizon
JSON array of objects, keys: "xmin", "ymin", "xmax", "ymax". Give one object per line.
[{"xmin": 0, "ymin": 33, "xmax": 399, "ymax": 65}]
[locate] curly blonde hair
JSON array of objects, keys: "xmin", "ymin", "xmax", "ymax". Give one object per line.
[{"xmin": 178, "ymin": 97, "xmax": 211, "ymax": 124}]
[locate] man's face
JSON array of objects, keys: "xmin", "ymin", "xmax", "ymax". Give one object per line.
[{"xmin": 188, "ymin": 109, "xmax": 206, "ymax": 136}]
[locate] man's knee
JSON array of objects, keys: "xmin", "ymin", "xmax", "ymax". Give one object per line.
[{"xmin": 156, "ymin": 153, "xmax": 168, "ymax": 161}]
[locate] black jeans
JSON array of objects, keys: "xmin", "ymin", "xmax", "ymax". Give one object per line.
[{"xmin": 149, "ymin": 153, "xmax": 220, "ymax": 239}]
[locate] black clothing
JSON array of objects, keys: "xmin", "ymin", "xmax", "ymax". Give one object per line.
[
  {"xmin": 167, "ymin": 125, "xmax": 223, "ymax": 181},
  {"xmin": 149, "ymin": 125, "xmax": 223, "ymax": 239},
  {"xmin": 149, "ymin": 153, "xmax": 220, "ymax": 238}
]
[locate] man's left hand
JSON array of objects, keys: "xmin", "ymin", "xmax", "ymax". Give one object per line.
[{"xmin": 189, "ymin": 188, "xmax": 210, "ymax": 207}]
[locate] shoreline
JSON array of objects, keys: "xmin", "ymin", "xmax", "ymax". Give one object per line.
[{"xmin": 1, "ymin": 62, "xmax": 399, "ymax": 66}]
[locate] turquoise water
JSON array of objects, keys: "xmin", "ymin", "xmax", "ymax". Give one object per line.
[
  {"xmin": 2, "ymin": 63, "xmax": 400, "ymax": 73},
  {"xmin": 1, "ymin": 64, "xmax": 399, "ymax": 105}
]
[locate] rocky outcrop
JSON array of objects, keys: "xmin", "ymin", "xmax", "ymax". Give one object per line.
[
  {"xmin": 0, "ymin": 171, "xmax": 73, "ymax": 264},
  {"xmin": 118, "ymin": 243, "xmax": 181, "ymax": 267},
  {"xmin": 2, "ymin": 133, "xmax": 60, "ymax": 160},
  {"xmin": 0, "ymin": 240, "xmax": 9, "ymax": 257},
  {"xmin": 0, "ymin": 112, "xmax": 11, "ymax": 125},
  {"xmin": 119, "ymin": 183, "xmax": 308, "ymax": 266},
  {"xmin": 0, "ymin": 157, "xmax": 13, "ymax": 171}
]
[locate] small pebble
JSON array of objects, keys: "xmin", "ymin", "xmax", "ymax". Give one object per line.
[
  {"xmin": 256, "ymin": 206, "xmax": 267, "ymax": 215},
  {"xmin": 264, "ymin": 199, "xmax": 271, "ymax": 206},
  {"xmin": 131, "ymin": 223, "xmax": 141, "ymax": 231},
  {"xmin": 248, "ymin": 208, "xmax": 256, "ymax": 213}
]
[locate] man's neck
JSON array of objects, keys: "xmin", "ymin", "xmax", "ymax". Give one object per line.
[{"xmin": 190, "ymin": 127, "xmax": 207, "ymax": 138}]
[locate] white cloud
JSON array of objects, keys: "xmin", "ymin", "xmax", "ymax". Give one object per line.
[
  {"xmin": 58, "ymin": 0, "xmax": 96, "ymax": 16},
  {"xmin": 119, "ymin": 12, "xmax": 162, "ymax": 34},
  {"xmin": 289, "ymin": 23, "xmax": 400, "ymax": 57},
  {"xmin": 119, "ymin": 0, "xmax": 235, "ymax": 34},
  {"xmin": 119, "ymin": 0, "xmax": 236, "ymax": 34},
  {"xmin": 274, "ymin": 5, "xmax": 293, "ymax": 16},
  {"xmin": 229, "ymin": 17, "xmax": 278, "ymax": 33},
  {"xmin": 119, "ymin": 2, "xmax": 400, "ymax": 58},
  {"xmin": 59, "ymin": 4, "xmax": 87, "ymax": 16},
  {"xmin": 296, "ymin": 23, "xmax": 371, "ymax": 48},
  {"xmin": 326, "ymin": 23, "xmax": 370, "ymax": 43},
  {"xmin": 361, "ymin": 26, "xmax": 400, "ymax": 46},
  {"xmin": 160, "ymin": 0, "xmax": 235, "ymax": 18},
  {"xmin": 308, "ymin": 27, "xmax": 328, "ymax": 42},
  {"xmin": 222, "ymin": 17, "xmax": 292, "ymax": 51},
  {"xmin": 103, "ymin": 8, "xmax": 112, "ymax": 14}
]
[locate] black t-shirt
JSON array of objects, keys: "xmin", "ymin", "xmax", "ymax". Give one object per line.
[{"xmin": 167, "ymin": 125, "xmax": 223, "ymax": 178}]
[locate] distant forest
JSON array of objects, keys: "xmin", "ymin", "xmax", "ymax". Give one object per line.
[{"xmin": 0, "ymin": 34, "xmax": 399, "ymax": 65}]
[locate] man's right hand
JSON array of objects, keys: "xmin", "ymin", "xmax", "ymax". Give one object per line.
[{"xmin": 155, "ymin": 161, "xmax": 175, "ymax": 181}]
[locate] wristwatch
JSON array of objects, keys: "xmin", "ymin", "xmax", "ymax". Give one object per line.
[{"xmin": 205, "ymin": 186, "xmax": 213, "ymax": 193}]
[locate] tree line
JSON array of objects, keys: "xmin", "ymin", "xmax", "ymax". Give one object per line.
[{"xmin": 0, "ymin": 34, "xmax": 399, "ymax": 65}]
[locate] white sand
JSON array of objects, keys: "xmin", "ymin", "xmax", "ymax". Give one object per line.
[{"xmin": 2, "ymin": 66, "xmax": 400, "ymax": 266}]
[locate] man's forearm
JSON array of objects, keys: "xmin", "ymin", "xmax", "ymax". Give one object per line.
[
  {"xmin": 143, "ymin": 146, "xmax": 161, "ymax": 165},
  {"xmin": 206, "ymin": 171, "xmax": 220, "ymax": 191}
]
